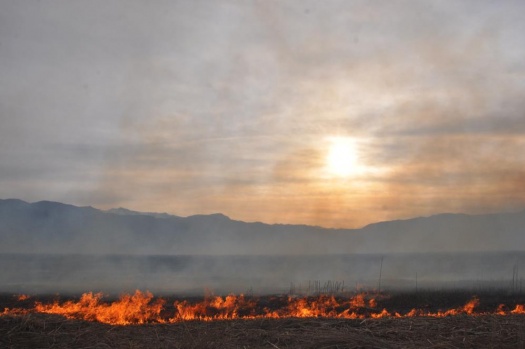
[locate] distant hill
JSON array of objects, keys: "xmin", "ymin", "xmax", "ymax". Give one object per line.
[
  {"xmin": 1, "ymin": 198, "xmax": 524, "ymax": 255},
  {"xmin": 107, "ymin": 207, "xmax": 176, "ymax": 219}
]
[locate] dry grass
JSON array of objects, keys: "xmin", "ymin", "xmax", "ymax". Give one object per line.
[{"xmin": 2, "ymin": 313, "xmax": 525, "ymax": 349}]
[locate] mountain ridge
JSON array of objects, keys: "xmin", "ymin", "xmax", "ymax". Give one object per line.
[{"xmin": 1, "ymin": 198, "xmax": 524, "ymax": 255}]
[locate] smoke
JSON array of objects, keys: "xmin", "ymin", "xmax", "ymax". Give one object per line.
[
  {"xmin": 1, "ymin": 199, "xmax": 525, "ymax": 295},
  {"xmin": 1, "ymin": 252, "xmax": 524, "ymax": 296},
  {"xmin": 2, "ymin": 1, "xmax": 525, "ymax": 296},
  {"xmin": 2, "ymin": 1, "xmax": 524, "ymax": 227}
]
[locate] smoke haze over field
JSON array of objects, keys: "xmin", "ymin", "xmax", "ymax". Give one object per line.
[
  {"xmin": 2, "ymin": 252, "xmax": 524, "ymax": 295},
  {"xmin": 0, "ymin": 199, "xmax": 524, "ymax": 294},
  {"xmin": 1, "ymin": 1, "xmax": 525, "ymax": 228}
]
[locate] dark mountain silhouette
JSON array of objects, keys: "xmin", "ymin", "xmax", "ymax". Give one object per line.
[{"xmin": 1, "ymin": 199, "xmax": 524, "ymax": 255}]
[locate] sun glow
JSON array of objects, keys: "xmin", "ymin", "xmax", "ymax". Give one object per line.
[{"xmin": 326, "ymin": 137, "xmax": 360, "ymax": 177}]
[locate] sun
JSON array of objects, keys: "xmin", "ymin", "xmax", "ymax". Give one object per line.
[{"xmin": 326, "ymin": 137, "xmax": 360, "ymax": 177}]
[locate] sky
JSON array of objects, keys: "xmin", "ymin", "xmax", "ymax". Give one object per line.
[{"xmin": 1, "ymin": 0, "xmax": 525, "ymax": 228}]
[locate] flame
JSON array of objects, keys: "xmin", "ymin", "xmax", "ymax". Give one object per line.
[
  {"xmin": 34, "ymin": 291, "xmax": 165, "ymax": 325},
  {"xmin": 267, "ymin": 295, "xmax": 367, "ymax": 319},
  {"xmin": 370, "ymin": 308, "xmax": 390, "ymax": 319},
  {"xmin": 173, "ymin": 294, "xmax": 257, "ymax": 321},
  {"xmin": 16, "ymin": 294, "xmax": 30, "ymax": 301},
  {"xmin": 497, "ymin": 304, "xmax": 506, "ymax": 315},
  {"xmin": 2, "ymin": 307, "xmax": 29, "ymax": 316},
  {"xmin": 462, "ymin": 297, "xmax": 479, "ymax": 314},
  {"xmin": 511, "ymin": 304, "xmax": 525, "ymax": 314},
  {"xmin": 2, "ymin": 291, "xmax": 525, "ymax": 326}
]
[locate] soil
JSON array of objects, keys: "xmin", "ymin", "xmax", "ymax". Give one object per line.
[{"xmin": 2, "ymin": 313, "xmax": 525, "ymax": 348}]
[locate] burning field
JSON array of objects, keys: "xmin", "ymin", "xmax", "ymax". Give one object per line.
[{"xmin": 2, "ymin": 291, "xmax": 525, "ymax": 348}]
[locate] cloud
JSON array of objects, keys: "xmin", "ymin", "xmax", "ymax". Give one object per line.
[{"xmin": 1, "ymin": 0, "xmax": 525, "ymax": 227}]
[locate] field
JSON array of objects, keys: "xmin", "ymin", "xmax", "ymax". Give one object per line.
[
  {"xmin": 2, "ymin": 253, "xmax": 524, "ymax": 347},
  {"xmin": 1, "ymin": 252, "xmax": 523, "ymax": 295},
  {"xmin": 2, "ymin": 312, "xmax": 525, "ymax": 348},
  {"xmin": 2, "ymin": 291, "xmax": 525, "ymax": 348}
]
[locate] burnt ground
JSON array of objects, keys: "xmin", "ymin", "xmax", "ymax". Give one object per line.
[
  {"xmin": 1, "ymin": 291, "xmax": 525, "ymax": 348},
  {"xmin": 2, "ymin": 313, "xmax": 525, "ymax": 348}
]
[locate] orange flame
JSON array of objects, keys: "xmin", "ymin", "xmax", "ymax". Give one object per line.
[
  {"xmin": 173, "ymin": 294, "xmax": 257, "ymax": 321},
  {"xmin": 2, "ymin": 291, "xmax": 525, "ymax": 325},
  {"xmin": 511, "ymin": 304, "xmax": 525, "ymax": 314},
  {"xmin": 16, "ymin": 294, "xmax": 30, "ymax": 301},
  {"xmin": 34, "ymin": 291, "xmax": 165, "ymax": 325}
]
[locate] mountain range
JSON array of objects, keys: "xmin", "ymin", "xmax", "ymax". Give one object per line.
[{"xmin": 1, "ymin": 198, "xmax": 524, "ymax": 255}]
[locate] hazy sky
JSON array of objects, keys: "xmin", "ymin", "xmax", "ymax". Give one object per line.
[{"xmin": 1, "ymin": 0, "xmax": 525, "ymax": 228}]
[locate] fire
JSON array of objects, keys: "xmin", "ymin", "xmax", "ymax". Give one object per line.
[
  {"xmin": 267, "ymin": 295, "xmax": 365, "ymax": 319},
  {"xmin": 511, "ymin": 304, "xmax": 525, "ymax": 314},
  {"xmin": 34, "ymin": 291, "xmax": 165, "ymax": 325},
  {"xmin": 16, "ymin": 294, "xmax": 30, "ymax": 301},
  {"xmin": 497, "ymin": 304, "xmax": 506, "ymax": 315},
  {"xmin": 2, "ymin": 291, "xmax": 525, "ymax": 326},
  {"xmin": 173, "ymin": 294, "xmax": 257, "ymax": 321},
  {"xmin": 462, "ymin": 297, "xmax": 479, "ymax": 314},
  {"xmin": 431, "ymin": 297, "xmax": 480, "ymax": 317}
]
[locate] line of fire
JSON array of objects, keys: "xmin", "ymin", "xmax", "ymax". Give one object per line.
[{"xmin": 2, "ymin": 291, "xmax": 525, "ymax": 326}]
